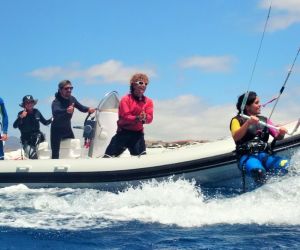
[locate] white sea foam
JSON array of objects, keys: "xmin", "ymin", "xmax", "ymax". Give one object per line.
[{"xmin": 0, "ymin": 153, "xmax": 299, "ymax": 230}]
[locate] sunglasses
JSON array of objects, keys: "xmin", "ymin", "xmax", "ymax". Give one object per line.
[
  {"xmin": 63, "ymin": 86, "xmax": 73, "ymax": 91},
  {"xmin": 135, "ymin": 81, "xmax": 148, "ymax": 86},
  {"xmin": 25, "ymin": 101, "xmax": 35, "ymax": 105}
]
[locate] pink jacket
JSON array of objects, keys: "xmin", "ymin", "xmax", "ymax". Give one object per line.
[{"xmin": 117, "ymin": 94, "xmax": 153, "ymax": 132}]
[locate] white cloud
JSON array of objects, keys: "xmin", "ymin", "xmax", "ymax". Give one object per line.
[
  {"xmin": 27, "ymin": 60, "xmax": 156, "ymax": 84},
  {"xmin": 42, "ymin": 89, "xmax": 300, "ymax": 144},
  {"xmin": 260, "ymin": 0, "xmax": 300, "ymax": 31},
  {"xmin": 145, "ymin": 95, "xmax": 236, "ymax": 141},
  {"xmin": 179, "ymin": 56, "xmax": 236, "ymax": 73},
  {"xmin": 145, "ymin": 90, "xmax": 300, "ymax": 141}
]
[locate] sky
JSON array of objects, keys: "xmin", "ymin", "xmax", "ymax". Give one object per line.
[{"xmin": 1, "ymin": 0, "xmax": 300, "ymax": 142}]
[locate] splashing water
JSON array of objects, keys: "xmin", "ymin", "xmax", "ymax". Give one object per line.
[{"xmin": 0, "ymin": 152, "xmax": 299, "ymax": 230}]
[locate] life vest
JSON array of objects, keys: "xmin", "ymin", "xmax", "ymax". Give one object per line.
[{"xmin": 231, "ymin": 115, "xmax": 270, "ymax": 155}]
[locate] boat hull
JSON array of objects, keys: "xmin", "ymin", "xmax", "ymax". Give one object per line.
[{"xmin": 1, "ymin": 133, "xmax": 299, "ymax": 191}]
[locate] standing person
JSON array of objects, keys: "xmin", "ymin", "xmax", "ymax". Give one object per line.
[
  {"xmin": 104, "ymin": 73, "xmax": 154, "ymax": 157},
  {"xmin": 230, "ymin": 91, "xmax": 289, "ymax": 183},
  {"xmin": 13, "ymin": 95, "xmax": 52, "ymax": 159},
  {"xmin": 51, "ymin": 80, "xmax": 95, "ymax": 159},
  {"xmin": 0, "ymin": 97, "xmax": 8, "ymax": 160}
]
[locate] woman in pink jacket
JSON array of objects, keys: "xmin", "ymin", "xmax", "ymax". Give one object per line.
[{"xmin": 104, "ymin": 73, "xmax": 153, "ymax": 157}]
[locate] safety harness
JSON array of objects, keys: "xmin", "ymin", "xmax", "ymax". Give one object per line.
[
  {"xmin": 231, "ymin": 115, "xmax": 271, "ymax": 191},
  {"xmin": 233, "ymin": 115, "xmax": 271, "ymax": 156}
]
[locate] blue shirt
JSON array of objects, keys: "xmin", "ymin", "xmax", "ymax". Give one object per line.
[{"xmin": 0, "ymin": 97, "xmax": 8, "ymax": 134}]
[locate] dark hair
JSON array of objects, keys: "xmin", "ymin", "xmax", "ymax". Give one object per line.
[
  {"xmin": 236, "ymin": 91, "xmax": 257, "ymax": 114},
  {"xmin": 58, "ymin": 80, "xmax": 72, "ymax": 90}
]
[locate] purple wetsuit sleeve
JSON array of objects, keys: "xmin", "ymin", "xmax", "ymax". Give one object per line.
[{"xmin": 267, "ymin": 119, "xmax": 278, "ymax": 137}]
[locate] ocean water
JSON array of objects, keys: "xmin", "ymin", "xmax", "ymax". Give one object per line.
[{"xmin": 1, "ymin": 151, "xmax": 300, "ymax": 249}]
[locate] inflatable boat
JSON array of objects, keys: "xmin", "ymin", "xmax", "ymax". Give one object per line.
[{"xmin": 2, "ymin": 92, "xmax": 300, "ymax": 190}]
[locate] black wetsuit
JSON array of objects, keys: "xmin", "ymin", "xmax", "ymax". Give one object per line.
[
  {"xmin": 51, "ymin": 92, "xmax": 89, "ymax": 159},
  {"xmin": 13, "ymin": 108, "xmax": 52, "ymax": 159}
]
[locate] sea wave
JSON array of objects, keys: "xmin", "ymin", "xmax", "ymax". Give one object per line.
[
  {"xmin": 0, "ymin": 178, "xmax": 298, "ymax": 230},
  {"xmin": 0, "ymin": 152, "xmax": 299, "ymax": 230}
]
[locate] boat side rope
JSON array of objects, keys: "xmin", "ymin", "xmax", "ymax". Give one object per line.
[
  {"xmin": 239, "ymin": 1, "xmax": 272, "ymax": 192},
  {"xmin": 254, "ymin": 47, "xmax": 300, "ymax": 135},
  {"xmin": 240, "ymin": 5, "xmax": 300, "ymax": 135},
  {"xmin": 240, "ymin": 3, "xmax": 272, "ymax": 116},
  {"xmin": 268, "ymin": 47, "xmax": 300, "ymax": 119}
]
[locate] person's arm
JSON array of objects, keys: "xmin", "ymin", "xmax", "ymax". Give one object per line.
[
  {"xmin": 267, "ymin": 119, "xmax": 286, "ymax": 140},
  {"xmin": 73, "ymin": 97, "xmax": 89, "ymax": 113},
  {"xmin": 231, "ymin": 116, "xmax": 259, "ymax": 142},
  {"xmin": 37, "ymin": 110, "xmax": 52, "ymax": 126},
  {"xmin": 143, "ymin": 98, "xmax": 153, "ymax": 124},
  {"xmin": 52, "ymin": 100, "xmax": 72, "ymax": 120},
  {"xmin": 0, "ymin": 101, "xmax": 8, "ymax": 141},
  {"xmin": 13, "ymin": 111, "xmax": 23, "ymax": 128}
]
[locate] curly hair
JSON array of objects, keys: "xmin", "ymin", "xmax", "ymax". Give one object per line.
[
  {"xmin": 129, "ymin": 73, "xmax": 149, "ymax": 93},
  {"xmin": 130, "ymin": 73, "xmax": 149, "ymax": 85}
]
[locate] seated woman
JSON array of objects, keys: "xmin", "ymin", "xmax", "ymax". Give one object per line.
[
  {"xmin": 13, "ymin": 95, "xmax": 52, "ymax": 159},
  {"xmin": 230, "ymin": 91, "xmax": 289, "ymax": 183}
]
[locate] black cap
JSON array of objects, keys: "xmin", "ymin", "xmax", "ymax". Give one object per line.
[{"xmin": 20, "ymin": 95, "xmax": 38, "ymax": 107}]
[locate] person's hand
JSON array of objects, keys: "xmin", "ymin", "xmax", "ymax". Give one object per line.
[
  {"xmin": 247, "ymin": 115, "xmax": 259, "ymax": 125},
  {"xmin": 1, "ymin": 134, "xmax": 8, "ymax": 141},
  {"xmin": 20, "ymin": 108, "xmax": 27, "ymax": 118},
  {"xmin": 88, "ymin": 107, "xmax": 96, "ymax": 114},
  {"xmin": 67, "ymin": 103, "xmax": 75, "ymax": 114},
  {"xmin": 138, "ymin": 111, "xmax": 146, "ymax": 123},
  {"xmin": 278, "ymin": 126, "xmax": 287, "ymax": 136}
]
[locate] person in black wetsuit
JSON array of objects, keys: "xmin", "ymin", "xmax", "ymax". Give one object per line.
[
  {"xmin": 13, "ymin": 95, "xmax": 52, "ymax": 159},
  {"xmin": 51, "ymin": 80, "xmax": 95, "ymax": 159}
]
